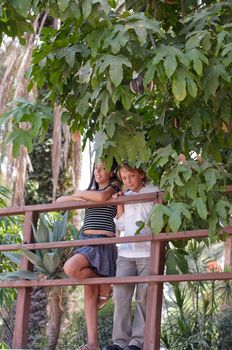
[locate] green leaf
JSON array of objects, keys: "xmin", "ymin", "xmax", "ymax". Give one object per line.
[
  {"xmin": 19, "ymin": 247, "xmax": 45, "ymax": 271},
  {"xmin": 0, "ymin": 271, "xmax": 38, "ymax": 281},
  {"xmin": 169, "ymin": 209, "xmax": 182, "ymax": 233},
  {"xmin": 203, "ymin": 67, "xmax": 219, "ymax": 102},
  {"xmin": 43, "ymin": 252, "xmax": 60, "ymax": 274},
  {"xmin": 174, "ymin": 251, "xmax": 189, "ymax": 274},
  {"xmin": 208, "ymin": 209, "xmax": 217, "ymax": 234},
  {"xmin": 168, "ymin": 203, "xmax": 191, "ymax": 233},
  {"xmin": 34, "ymin": 214, "xmax": 50, "ymax": 243},
  {"xmin": 58, "ymin": 0, "xmax": 70, "ymax": 12},
  {"xmin": 53, "ymin": 212, "xmax": 68, "ymax": 242},
  {"xmin": 166, "ymin": 250, "xmax": 179, "ymax": 274},
  {"xmin": 135, "ymin": 220, "xmax": 145, "ymax": 235},
  {"xmin": 144, "ymin": 62, "xmax": 155, "ymax": 85},
  {"xmin": 106, "ymin": 122, "xmax": 115, "ymax": 138},
  {"xmin": 172, "ymin": 70, "xmax": 186, "ymax": 102},
  {"xmin": 187, "ymin": 49, "xmax": 203, "ymax": 76},
  {"xmin": 133, "ymin": 25, "xmax": 147, "ymax": 46},
  {"xmin": 203, "ymin": 168, "xmax": 217, "ymax": 191},
  {"xmin": 186, "ymin": 77, "xmax": 198, "ymax": 98},
  {"xmin": 121, "ymin": 89, "xmax": 132, "ymax": 110},
  {"xmin": 97, "ymin": 54, "xmax": 132, "ymax": 87},
  {"xmin": 174, "ymin": 174, "xmax": 183, "ymax": 186},
  {"xmin": 100, "ymin": 90, "xmax": 109, "ymax": 116},
  {"xmin": 216, "ymin": 200, "xmax": 230, "ymax": 220},
  {"xmin": 65, "ymin": 48, "xmax": 76, "ymax": 68},
  {"xmin": 11, "ymin": 0, "xmax": 32, "ymax": 17},
  {"xmin": 78, "ymin": 61, "xmax": 93, "ymax": 84},
  {"xmin": 103, "ymin": 30, "xmax": 129, "ymax": 54},
  {"xmin": 75, "ymin": 92, "xmax": 91, "ymax": 117},
  {"xmin": 180, "ymin": 166, "xmax": 192, "ymax": 182},
  {"xmin": 3, "ymin": 252, "xmax": 22, "ymax": 265},
  {"xmin": 193, "ymin": 198, "xmax": 208, "ymax": 220},
  {"xmin": 164, "ymin": 55, "xmax": 177, "ymax": 79},
  {"xmin": 191, "ymin": 116, "xmax": 201, "ymax": 137},
  {"xmin": 82, "ymin": 0, "xmax": 92, "ymax": 18},
  {"xmin": 150, "ymin": 204, "xmax": 170, "ymax": 234},
  {"xmin": 86, "ymin": 28, "xmax": 108, "ymax": 57},
  {"xmin": 185, "ymin": 178, "xmax": 198, "ymax": 200}
]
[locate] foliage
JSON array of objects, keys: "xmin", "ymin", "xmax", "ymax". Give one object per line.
[
  {"xmin": 0, "ymin": 99, "xmax": 53, "ymax": 158},
  {"xmin": 24, "ymin": 129, "xmax": 54, "ymax": 205},
  {"xmin": 161, "ymin": 240, "xmax": 232, "ymax": 350},
  {"xmin": 0, "ymin": 1, "xmax": 232, "ymax": 236},
  {"xmin": 147, "ymin": 146, "xmax": 232, "ymax": 238},
  {"xmin": 58, "ymin": 299, "xmax": 116, "ymax": 349},
  {"xmin": 0, "ymin": 186, "xmax": 23, "ymax": 307},
  {"xmin": 0, "ymin": 211, "xmax": 71, "ymax": 280},
  {"xmin": 26, "ymin": 289, "xmax": 115, "ymax": 350},
  {"xmin": 0, "ymin": 186, "xmax": 10, "ymax": 208},
  {"xmin": 0, "ymin": 1, "xmax": 33, "ymax": 44},
  {"xmin": 217, "ymin": 308, "xmax": 232, "ymax": 349}
]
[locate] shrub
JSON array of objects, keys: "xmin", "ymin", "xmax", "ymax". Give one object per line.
[{"xmin": 217, "ymin": 308, "xmax": 232, "ymax": 350}]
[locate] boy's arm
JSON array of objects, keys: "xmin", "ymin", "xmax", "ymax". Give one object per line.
[{"xmin": 116, "ymin": 204, "xmax": 124, "ymax": 218}]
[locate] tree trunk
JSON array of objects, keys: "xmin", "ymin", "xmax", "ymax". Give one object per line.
[
  {"xmin": 72, "ymin": 131, "xmax": 82, "ymax": 190},
  {"xmin": 46, "ymin": 288, "xmax": 63, "ymax": 350},
  {"xmin": 11, "ymin": 24, "xmax": 38, "ymax": 206},
  {"xmin": 0, "ymin": 43, "xmax": 20, "ymax": 115},
  {"xmin": 52, "ymin": 105, "xmax": 62, "ymax": 202}
]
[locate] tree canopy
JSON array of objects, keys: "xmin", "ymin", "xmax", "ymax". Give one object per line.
[{"xmin": 0, "ymin": 0, "xmax": 232, "ymax": 236}]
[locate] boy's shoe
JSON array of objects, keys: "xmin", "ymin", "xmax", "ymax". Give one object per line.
[
  {"xmin": 103, "ymin": 345, "xmax": 123, "ymax": 350},
  {"xmin": 124, "ymin": 346, "xmax": 141, "ymax": 350}
]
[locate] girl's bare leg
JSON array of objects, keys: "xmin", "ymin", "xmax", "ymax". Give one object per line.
[
  {"xmin": 84, "ymin": 284, "xmax": 100, "ymax": 349},
  {"xmin": 64, "ymin": 255, "xmax": 101, "ymax": 349},
  {"xmin": 64, "ymin": 253, "xmax": 98, "ymax": 279}
]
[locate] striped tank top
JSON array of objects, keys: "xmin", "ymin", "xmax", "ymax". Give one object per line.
[{"xmin": 82, "ymin": 183, "xmax": 120, "ymax": 233}]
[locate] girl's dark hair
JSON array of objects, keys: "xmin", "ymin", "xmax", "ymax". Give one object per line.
[
  {"xmin": 87, "ymin": 158, "xmax": 118, "ymax": 190},
  {"xmin": 116, "ymin": 161, "xmax": 148, "ymax": 184}
]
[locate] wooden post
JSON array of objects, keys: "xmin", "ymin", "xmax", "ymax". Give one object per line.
[
  {"xmin": 144, "ymin": 239, "xmax": 166, "ymax": 350},
  {"xmin": 224, "ymin": 237, "xmax": 232, "ymax": 267},
  {"xmin": 13, "ymin": 211, "xmax": 38, "ymax": 349},
  {"xmin": 224, "ymin": 217, "xmax": 232, "ymax": 268}
]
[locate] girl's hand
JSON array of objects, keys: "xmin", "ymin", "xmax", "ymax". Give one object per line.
[
  {"xmin": 56, "ymin": 195, "xmax": 70, "ymax": 202},
  {"xmin": 112, "ymin": 191, "xmax": 123, "ymax": 199}
]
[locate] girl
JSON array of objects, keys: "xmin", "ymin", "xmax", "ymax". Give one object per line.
[
  {"xmin": 57, "ymin": 160, "xmax": 120, "ymax": 350},
  {"xmin": 104, "ymin": 162, "xmax": 159, "ymax": 350}
]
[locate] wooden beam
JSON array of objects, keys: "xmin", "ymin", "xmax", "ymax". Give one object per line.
[
  {"xmin": 0, "ymin": 192, "xmax": 159, "ymax": 216},
  {"xmin": 1, "ymin": 228, "xmax": 232, "ymax": 252},
  {"xmin": 2, "ymin": 272, "xmax": 232, "ymax": 289}
]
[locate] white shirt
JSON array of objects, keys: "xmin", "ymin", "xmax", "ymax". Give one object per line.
[{"xmin": 114, "ymin": 183, "xmax": 159, "ymax": 258}]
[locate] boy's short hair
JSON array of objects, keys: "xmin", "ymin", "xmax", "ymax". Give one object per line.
[{"xmin": 116, "ymin": 161, "xmax": 148, "ymax": 183}]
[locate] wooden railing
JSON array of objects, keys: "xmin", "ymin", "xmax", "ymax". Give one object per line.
[{"xmin": 1, "ymin": 189, "xmax": 232, "ymax": 349}]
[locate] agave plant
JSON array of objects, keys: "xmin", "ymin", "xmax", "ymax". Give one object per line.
[{"xmin": 1, "ymin": 211, "xmax": 71, "ymax": 350}]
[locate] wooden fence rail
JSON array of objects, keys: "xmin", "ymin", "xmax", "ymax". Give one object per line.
[{"xmin": 0, "ymin": 189, "xmax": 232, "ymax": 349}]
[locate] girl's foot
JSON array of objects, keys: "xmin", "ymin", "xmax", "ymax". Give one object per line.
[{"xmin": 76, "ymin": 344, "xmax": 101, "ymax": 350}]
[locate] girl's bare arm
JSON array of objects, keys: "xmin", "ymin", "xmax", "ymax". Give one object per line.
[
  {"xmin": 112, "ymin": 191, "xmax": 124, "ymax": 218},
  {"xmin": 57, "ymin": 184, "xmax": 119, "ymax": 203}
]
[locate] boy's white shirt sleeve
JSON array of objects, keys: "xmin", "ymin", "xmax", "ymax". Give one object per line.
[{"xmin": 113, "ymin": 214, "xmax": 125, "ymax": 231}]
